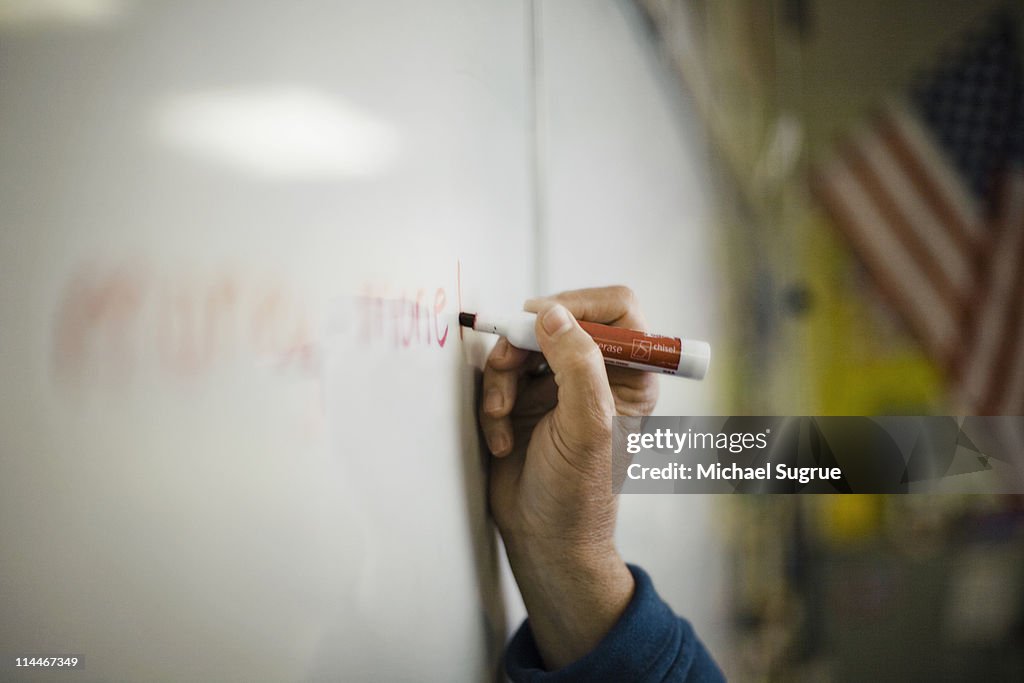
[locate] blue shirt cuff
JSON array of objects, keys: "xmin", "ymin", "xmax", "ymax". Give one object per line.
[{"xmin": 505, "ymin": 564, "xmax": 724, "ymax": 683}]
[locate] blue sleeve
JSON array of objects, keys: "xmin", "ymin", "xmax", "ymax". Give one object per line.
[{"xmin": 505, "ymin": 564, "xmax": 725, "ymax": 683}]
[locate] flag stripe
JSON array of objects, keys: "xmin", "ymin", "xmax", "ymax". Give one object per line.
[
  {"xmin": 812, "ymin": 24, "xmax": 1022, "ymax": 419},
  {"xmin": 882, "ymin": 101, "xmax": 986, "ymax": 253},
  {"xmin": 959, "ymin": 173, "xmax": 1024, "ymax": 412},
  {"xmin": 984, "ymin": 173, "xmax": 1024, "ymax": 413},
  {"xmin": 863, "ymin": 128, "xmax": 974, "ymax": 296},
  {"xmin": 815, "ymin": 159, "xmax": 958, "ymax": 359},
  {"xmin": 999, "ymin": 304, "xmax": 1024, "ymax": 414},
  {"xmin": 846, "ymin": 135, "xmax": 966, "ymax": 315}
]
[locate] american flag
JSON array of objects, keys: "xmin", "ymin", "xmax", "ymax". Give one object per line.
[{"xmin": 813, "ymin": 13, "xmax": 1024, "ymax": 415}]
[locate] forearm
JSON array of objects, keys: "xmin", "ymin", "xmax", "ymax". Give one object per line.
[{"xmin": 502, "ymin": 535, "xmax": 635, "ymax": 671}]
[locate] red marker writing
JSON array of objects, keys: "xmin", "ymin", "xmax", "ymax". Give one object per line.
[{"xmin": 458, "ymin": 311, "xmax": 710, "ymax": 380}]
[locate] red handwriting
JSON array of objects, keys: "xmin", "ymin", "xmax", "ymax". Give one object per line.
[
  {"xmin": 53, "ymin": 266, "xmax": 147, "ymax": 382},
  {"xmin": 54, "ymin": 264, "xmax": 455, "ymax": 388},
  {"xmin": 53, "ymin": 266, "xmax": 315, "ymax": 384},
  {"xmin": 355, "ymin": 285, "xmax": 449, "ymax": 349}
]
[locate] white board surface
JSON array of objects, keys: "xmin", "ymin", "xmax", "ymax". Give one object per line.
[
  {"xmin": 0, "ymin": 1, "xmax": 725, "ymax": 681},
  {"xmin": 0, "ymin": 2, "xmax": 530, "ymax": 681}
]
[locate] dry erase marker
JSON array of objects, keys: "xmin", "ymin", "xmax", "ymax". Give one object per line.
[{"xmin": 458, "ymin": 311, "xmax": 710, "ymax": 380}]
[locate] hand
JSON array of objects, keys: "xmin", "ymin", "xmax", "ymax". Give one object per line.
[{"xmin": 478, "ymin": 286, "xmax": 659, "ymax": 670}]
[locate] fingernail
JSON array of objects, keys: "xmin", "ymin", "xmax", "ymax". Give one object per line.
[
  {"xmin": 542, "ymin": 304, "xmax": 573, "ymax": 336},
  {"xmin": 490, "ymin": 432, "xmax": 509, "ymax": 455},
  {"xmin": 484, "ymin": 388, "xmax": 503, "ymax": 415},
  {"xmin": 493, "ymin": 338, "xmax": 508, "ymax": 360}
]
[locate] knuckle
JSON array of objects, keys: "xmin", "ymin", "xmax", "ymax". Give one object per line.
[
  {"xmin": 609, "ymin": 284, "xmax": 637, "ymax": 307},
  {"xmin": 479, "ymin": 403, "xmax": 501, "ymax": 430},
  {"xmin": 582, "ymin": 345, "xmax": 606, "ymax": 370},
  {"xmin": 610, "ymin": 285, "xmax": 646, "ymax": 328},
  {"xmin": 561, "ymin": 344, "xmax": 604, "ymax": 375},
  {"xmin": 483, "ymin": 386, "xmax": 511, "ymax": 418},
  {"xmin": 614, "ymin": 385, "xmax": 658, "ymax": 415},
  {"xmin": 485, "ymin": 347, "xmax": 505, "ymax": 369}
]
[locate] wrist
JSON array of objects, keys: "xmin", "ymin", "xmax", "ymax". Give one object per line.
[
  {"xmin": 502, "ymin": 531, "xmax": 620, "ymax": 578},
  {"xmin": 502, "ymin": 533, "xmax": 634, "ymax": 670}
]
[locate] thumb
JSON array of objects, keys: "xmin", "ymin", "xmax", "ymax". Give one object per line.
[{"xmin": 534, "ymin": 304, "xmax": 616, "ymax": 453}]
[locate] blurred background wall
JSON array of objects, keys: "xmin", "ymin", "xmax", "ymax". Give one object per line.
[{"xmin": 638, "ymin": 1, "xmax": 1024, "ymax": 680}]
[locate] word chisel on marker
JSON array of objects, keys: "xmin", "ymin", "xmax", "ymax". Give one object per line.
[{"xmin": 458, "ymin": 311, "xmax": 710, "ymax": 380}]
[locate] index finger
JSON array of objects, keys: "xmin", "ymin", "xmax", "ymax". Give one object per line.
[
  {"xmin": 524, "ymin": 285, "xmax": 647, "ymax": 330},
  {"xmin": 486, "ymin": 337, "xmax": 531, "ymax": 371}
]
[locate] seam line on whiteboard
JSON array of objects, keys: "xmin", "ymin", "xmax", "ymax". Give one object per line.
[{"xmin": 528, "ymin": 0, "xmax": 546, "ymax": 295}]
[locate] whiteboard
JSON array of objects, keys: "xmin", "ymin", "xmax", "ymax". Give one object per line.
[
  {"xmin": 0, "ymin": 1, "xmax": 726, "ymax": 680},
  {"xmin": 0, "ymin": 1, "xmax": 530, "ymax": 681}
]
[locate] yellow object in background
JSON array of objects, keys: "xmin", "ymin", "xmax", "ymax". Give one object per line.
[
  {"xmin": 801, "ymin": 209, "xmax": 947, "ymax": 415},
  {"xmin": 816, "ymin": 495, "xmax": 884, "ymax": 546}
]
